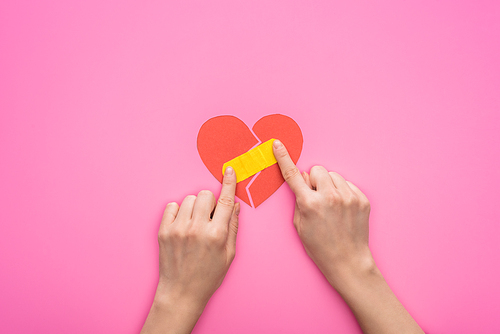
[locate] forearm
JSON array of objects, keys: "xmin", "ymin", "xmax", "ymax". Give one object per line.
[
  {"xmin": 327, "ymin": 254, "xmax": 423, "ymax": 334},
  {"xmin": 141, "ymin": 287, "xmax": 205, "ymax": 334}
]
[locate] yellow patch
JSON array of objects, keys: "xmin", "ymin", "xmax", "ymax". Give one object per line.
[{"xmin": 222, "ymin": 139, "xmax": 278, "ymax": 183}]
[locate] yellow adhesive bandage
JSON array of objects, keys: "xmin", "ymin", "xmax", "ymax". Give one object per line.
[{"xmin": 222, "ymin": 139, "xmax": 277, "ymax": 183}]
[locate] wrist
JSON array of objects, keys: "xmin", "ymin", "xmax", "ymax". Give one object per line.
[
  {"xmin": 141, "ymin": 284, "xmax": 206, "ymax": 334},
  {"xmin": 324, "ymin": 249, "xmax": 380, "ymax": 293},
  {"xmin": 152, "ymin": 283, "xmax": 206, "ymax": 325},
  {"xmin": 155, "ymin": 286, "xmax": 206, "ymax": 314}
]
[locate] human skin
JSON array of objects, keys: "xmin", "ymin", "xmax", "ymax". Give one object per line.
[
  {"xmin": 272, "ymin": 139, "xmax": 424, "ymax": 334},
  {"xmin": 141, "ymin": 166, "xmax": 239, "ymax": 334},
  {"xmin": 141, "ymin": 141, "xmax": 424, "ymax": 334}
]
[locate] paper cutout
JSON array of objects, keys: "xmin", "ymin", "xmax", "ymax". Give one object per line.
[
  {"xmin": 222, "ymin": 139, "xmax": 277, "ymax": 183},
  {"xmin": 197, "ymin": 114, "xmax": 303, "ymax": 208}
]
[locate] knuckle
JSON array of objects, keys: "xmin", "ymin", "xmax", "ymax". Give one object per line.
[
  {"xmin": 158, "ymin": 228, "xmax": 169, "ymax": 242},
  {"xmin": 172, "ymin": 229, "xmax": 186, "ymax": 240},
  {"xmin": 207, "ymin": 228, "xmax": 226, "ymax": 245},
  {"xmin": 311, "ymin": 165, "xmax": 326, "ymax": 172},
  {"xmin": 223, "ymin": 173, "xmax": 235, "ymax": 185},
  {"xmin": 283, "ymin": 166, "xmax": 300, "ymax": 182},
  {"xmin": 162, "ymin": 228, "xmax": 177, "ymax": 241},
  {"xmin": 166, "ymin": 202, "xmax": 179, "ymax": 209},
  {"xmin": 169, "ymin": 227, "xmax": 191, "ymax": 242},
  {"xmin": 228, "ymin": 249, "xmax": 236, "ymax": 261},
  {"xmin": 342, "ymin": 193, "xmax": 359, "ymax": 207},
  {"xmin": 230, "ymin": 219, "xmax": 239, "ymax": 235},
  {"xmin": 198, "ymin": 190, "xmax": 214, "ymax": 198},
  {"xmin": 324, "ymin": 192, "xmax": 339, "ymax": 205},
  {"xmin": 185, "ymin": 228, "xmax": 198, "ymax": 240},
  {"xmin": 275, "ymin": 147, "xmax": 288, "ymax": 159},
  {"xmin": 360, "ymin": 198, "xmax": 371, "ymax": 212},
  {"xmin": 218, "ymin": 195, "xmax": 234, "ymax": 208},
  {"xmin": 323, "ymin": 193, "xmax": 334, "ymax": 204},
  {"xmin": 184, "ymin": 195, "xmax": 197, "ymax": 202},
  {"xmin": 302, "ymin": 196, "xmax": 321, "ymax": 212}
]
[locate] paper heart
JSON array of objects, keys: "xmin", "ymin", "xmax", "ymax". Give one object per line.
[{"xmin": 197, "ymin": 114, "xmax": 303, "ymax": 208}]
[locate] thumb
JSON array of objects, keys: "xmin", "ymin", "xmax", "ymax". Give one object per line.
[
  {"xmin": 226, "ymin": 202, "xmax": 240, "ymax": 260},
  {"xmin": 273, "ymin": 139, "xmax": 309, "ymax": 197}
]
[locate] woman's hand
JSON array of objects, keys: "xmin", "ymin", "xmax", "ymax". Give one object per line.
[
  {"xmin": 272, "ymin": 140, "xmax": 372, "ymax": 286},
  {"xmin": 273, "ymin": 140, "xmax": 423, "ymax": 334},
  {"xmin": 141, "ymin": 167, "xmax": 240, "ymax": 334}
]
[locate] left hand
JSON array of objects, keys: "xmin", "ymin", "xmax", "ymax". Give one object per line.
[{"xmin": 142, "ymin": 167, "xmax": 240, "ymax": 334}]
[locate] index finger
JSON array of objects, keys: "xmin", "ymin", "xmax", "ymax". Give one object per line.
[
  {"xmin": 212, "ymin": 166, "xmax": 237, "ymax": 225},
  {"xmin": 273, "ymin": 140, "xmax": 310, "ymax": 197}
]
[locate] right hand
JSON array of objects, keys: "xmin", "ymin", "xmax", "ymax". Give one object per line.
[
  {"xmin": 272, "ymin": 140, "xmax": 374, "ymax": 287},
  {"xmin": 273, "ymin": 139, "xmax": 424, "ymax": 334}
]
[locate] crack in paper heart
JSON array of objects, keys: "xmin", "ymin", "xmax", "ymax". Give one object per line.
[
  {"xmin": 243, "ymin": 127, "xmax": 264, "ymax": 208},
  {"xmin": 197, "ymin": 114, "xmax": 303, "ymax": 208}
]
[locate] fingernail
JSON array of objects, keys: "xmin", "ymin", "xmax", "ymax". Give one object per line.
[
  {"xmin": 235, "ymin": 202, "xmax": 240, "ymax": 215},
  {"xmin": 225, "ymin": 166, "xmax": 234, "ymax": 175},
  {"xmin": 273, "ymin": 139, "xmax": 283, "ymax": 149}
]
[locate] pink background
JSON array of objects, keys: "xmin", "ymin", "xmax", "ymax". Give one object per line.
[{"xmin": 1, "ymin": 1, "xmax": 499, "ymax": 333}]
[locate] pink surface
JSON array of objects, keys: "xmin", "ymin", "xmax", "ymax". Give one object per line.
[{"xmin": 1, "ymin": 1, "xmax": 499, "ymax": 333}]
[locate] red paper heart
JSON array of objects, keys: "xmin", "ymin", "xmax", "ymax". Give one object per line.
[{"xmin": 197, "ymin": 114, "xmax": 303, "ymax": 207}]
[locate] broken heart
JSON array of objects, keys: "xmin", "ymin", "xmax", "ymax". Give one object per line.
[{"xmin": 197, "ymin": 114, "xmax": 303, "ymax": 208}]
